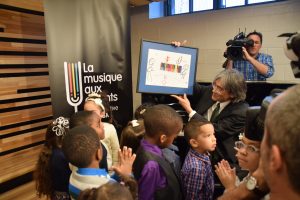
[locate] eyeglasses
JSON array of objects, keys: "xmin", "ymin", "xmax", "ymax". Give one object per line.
[
  {"xmin": 212, "ymin": 82, "xmax": 225, "ymax": 93},
  {"xmin": 235, "ymin": 141, "xmax": 260, "ymax": 153}
]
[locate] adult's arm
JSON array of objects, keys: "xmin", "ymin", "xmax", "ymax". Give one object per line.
[
  {"xmin": 225, "ymin": 59, "xmax": 233, "ymax": 69},
  {"xmin": 218, "ymin": 158, "xmax": 269, "ymax": 200},
  {"xmin": 242, "ymin": 47, "xmax": 274, "ymax": 77}
]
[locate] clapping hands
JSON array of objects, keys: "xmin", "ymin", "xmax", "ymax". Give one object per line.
[{"xmin": 215, "ymin": 159, "xmax": 236, "ymax": 191}]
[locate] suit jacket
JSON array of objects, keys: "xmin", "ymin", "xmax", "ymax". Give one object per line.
[{"xmin": 190, "ymin": 84, "xmax": 249, "ymax": 166}]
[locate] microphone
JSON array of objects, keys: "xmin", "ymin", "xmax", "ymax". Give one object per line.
[
  {"xmin": 226, "ymin": 40, "xmax": 234, "ymax": 46},
  {"xmin": 64, "ymin": 61, "xmax": 83, "ymax": 112}
]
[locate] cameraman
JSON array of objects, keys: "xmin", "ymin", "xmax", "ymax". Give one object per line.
[{"xmin": 225, "ymin": 31, "xmax": 274, "ymax": 81}]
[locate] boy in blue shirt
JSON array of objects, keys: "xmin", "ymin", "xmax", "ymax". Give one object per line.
[{"xmin": 62, "ymin": 125, "xmax": 135, "ymax": 200}]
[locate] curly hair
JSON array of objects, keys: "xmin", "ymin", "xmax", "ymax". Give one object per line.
[
  {"xmin": 143, "ymin": 104, "xmax": 183, "ymax": 138},
  {"xmin": 35, "ymin": 118, "xmax": 69, "ymax": 198},
  {"xmin": 62, "ymin": 125, "xmax": 100, "ymax": 168}
]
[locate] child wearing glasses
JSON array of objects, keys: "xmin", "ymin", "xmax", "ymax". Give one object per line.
[{"xmin": 214, "ymin": 106, "xmax": 264, "ymax": 191}]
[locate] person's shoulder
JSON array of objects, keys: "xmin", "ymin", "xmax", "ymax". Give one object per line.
[
  {"xmin": 258, "ymin": 52, "xmax": 272, "ymax": 58},
  {"xmin": 230, "ymin": 100, "xmax": 249, "ymax": 108},
  {"xmin": 52, "ymin": 148, "xmax": 66, "ymax": 160},
  {"xmin": 227, "ymin": 101, "xmax": 249, "ymax": 115},
  {"xmin": 103, "ymin": 122, "xmax": 116, "ymax": 130}
]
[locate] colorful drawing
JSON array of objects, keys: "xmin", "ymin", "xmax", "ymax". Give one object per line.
[{"xmin": 145, "ymin": 49, "xmax": 191, "ymax": 89}]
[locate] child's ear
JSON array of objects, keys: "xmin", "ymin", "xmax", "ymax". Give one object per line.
[
  {"xmin": 189, "ymin": 138, "xmax": 198, "ymax": 148},
  {"xmin": 160, "ymin": 134, "xmax": 167, "ymax": 144},
  {"xmin": 96, "ymin": 147, "xmax": 103, "ymax": 161}
]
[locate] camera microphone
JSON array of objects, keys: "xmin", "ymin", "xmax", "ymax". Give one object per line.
[{"xmin": 226, "ymin": 40, "xmax": 234, "ymax": 46}]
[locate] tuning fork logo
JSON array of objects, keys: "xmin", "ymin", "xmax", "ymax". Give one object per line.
[{"xmin": 64, "ymin": 61, "xmax": 83, "ymax": 112}]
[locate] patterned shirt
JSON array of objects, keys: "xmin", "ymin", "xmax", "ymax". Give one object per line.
[
  {"xmin": 233, "ymin": 53, "xmax": 274, "ymax": 81},
  {"xmin": 181, "ymin": 149, "xmax": 214, "ymax": 200}
]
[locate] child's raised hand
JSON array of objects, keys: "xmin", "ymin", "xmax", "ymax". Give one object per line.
[
  {"xmin": 215, "ymin": 159, "xmax": 236, "ymax": 191},
  {"xmin": 111, "ymin": 146, "xmax": 136, "ymax": 177}
]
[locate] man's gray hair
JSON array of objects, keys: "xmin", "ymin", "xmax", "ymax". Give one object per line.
[{"xmin": 213, "ymin": 69, "xmax": 247, "ymax": 103}]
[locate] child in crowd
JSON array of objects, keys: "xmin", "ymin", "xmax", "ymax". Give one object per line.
[
  {"xmin": 133, "ymin": 104, "xmax": 183, "ymax": 200},
  {"xmin": 181, "ymin": 120, "xmax": 217, "ymax": 200},
  {"xmin": 62, "ymin": 125, "xmax": 135, "ymax": 200},
  {"xmin": 70, "ymin": 110, "xmax": 108, "ymax": 172},
  {"xmin": 84, "ymin": 92, "xmax": 120, "ymax": 171},
  {"xmin": 215, "ymin": 107, "xmax": 265, "ymax": 192},
  {"xmin": 78, "ymin": 175, "xmax": 137, "ymax": 200},
  {"xmin": 120, "ymin": 119, "xmax": 145, "ymax": 153},
  {"xmin": 134, "ymin": 102, "xmax": 182, "ymax": 177},
  {"xmin": 35, "ymin": 117, "xmax": 71, "ymax": 200}
]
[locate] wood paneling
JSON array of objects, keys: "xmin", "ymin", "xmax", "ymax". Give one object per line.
[
  {"xmin": 1, "ymin": 181, "xmax": 46, "ymax": 200},
  {"xmin": 0, "ymin": 145, "xmax": 43, "ymax": 183},
  {"xmin": 0, "ymin": 119, "xmax": 52, "ymax": 136},
  {"xmin": 0, "ymin": 129, "xmax": 45, "ymax": 152},
  {"xmin": 0, "ymin": 76, "xmax": 50, "ymax": 96},
  {"xmin": 0, "ymin": 9, "xmax": 45, "ymax": 35},
  {"xmin": 0, "ymin": 105, "xmax": 53, "ymax": 127},
  {"xmin": 0, "ymin": 0, "xmax": 44, "ymax": 12},
  {"xmin": 0, "ymin": 0, "xmax": 53, "ymax": 190}
]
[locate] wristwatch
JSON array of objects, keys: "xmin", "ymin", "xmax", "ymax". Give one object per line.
[{"xmin": 246, "ymin": 176, "xmax": 268, "ymax": 197}]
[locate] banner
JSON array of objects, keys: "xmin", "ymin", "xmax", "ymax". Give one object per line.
[{"xmin": 44, "ymin": 0, "xmax": 132, "ymax": 132}]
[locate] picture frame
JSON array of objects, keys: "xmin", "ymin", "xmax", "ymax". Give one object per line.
[{"xmin": 137, "ymin": 40, "xmax": 198, "ymax": 95}]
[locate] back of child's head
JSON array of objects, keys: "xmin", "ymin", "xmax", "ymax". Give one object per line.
[
  {"xmin": 120, "ymin": 119, "xmax": 145, "ymax": 153},
  {"xmin": 184, "ymin": 119, "xmax": 212, "ymax": 144},
  {"xmin": 62, "ymin": 125, "xmax": 100, "ymax": 168},
  {"xmin": 35, "ymin": 116, "xmax": 69, "ymax": 198},
  {"xmin": 45, "ymin": 116, "xmax": 69, "ymax": 148},
  {"xmin": 143, "ymin": 104, "xmax": 183, "ymax": 137},
  {"xmin": 134, "ymin": 102, "xmax": 155, "ymax": 119},
  {"xmin": 78, "ymin": 176, "xmax": 136, "ymax": 200},
  {"xmin": 70, "ymin": 110, "xmax": 96, "ymax": 129}
]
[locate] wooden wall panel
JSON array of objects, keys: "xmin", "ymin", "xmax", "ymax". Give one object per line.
[
  {"xmin": 0, "ymin": 105, "xmax": 53, "ymax": 127},
  {"xmin": 0, "ymin": 145, "xmax": 43, "ymax": 183},
  {"xmin": 0, "ymin": 119, "xmax": 52, "ymax": 136},
  {"xmin": 0, "ymin": 0, "xmax": 44, "ymax": 12},
  {"xmin": 0, "ymin": 76, "xmax": 50, "ymax": 95},
  {"xmin": 0, "ymin": 0, "xmax": 53, "ymax": 189},
  {"xmin": 0, "ymin": 9, "xmax": 45, "ymax": 35}
]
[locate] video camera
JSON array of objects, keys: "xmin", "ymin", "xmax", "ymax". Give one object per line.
[
  {"xmin": 224, "ymin": 32, "xmax": 254, "ymax": 60},
  {"xmin": 279, "ymin": 31, "xmax": 300, "ymax": 78}
]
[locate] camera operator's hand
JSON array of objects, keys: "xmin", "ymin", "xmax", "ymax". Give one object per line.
[
  {"xmin": 242, "ymin": 47, "xmax": 252, "ymax": 61},
  {"xmin": 242, "ymin": 46, "xmax": 270, "ymax": 76}
]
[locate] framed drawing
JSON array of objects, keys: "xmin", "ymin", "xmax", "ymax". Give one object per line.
[{"xmin": 137, "ymin": 40, "xmax": 198, "ymax": 95}]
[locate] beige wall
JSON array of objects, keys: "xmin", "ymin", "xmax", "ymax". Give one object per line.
[{"xmin": 130, "ymin": 0, "xmax": 300, "ymax": 110}]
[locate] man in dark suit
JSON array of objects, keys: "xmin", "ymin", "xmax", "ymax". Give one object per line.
[{"xmin": 172, "ymin": 69, "xmax": 248, "ymax": 178}]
